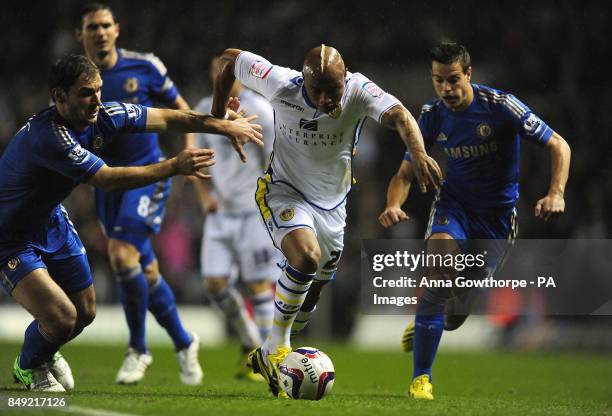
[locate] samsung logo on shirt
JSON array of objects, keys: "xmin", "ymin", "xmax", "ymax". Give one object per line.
[{"xmin": 444, "ymin": 141, "xmax": 498, "ymax": 159}]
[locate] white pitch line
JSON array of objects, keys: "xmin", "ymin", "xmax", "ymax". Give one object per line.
[{"xmin": 63, "ymin": 405, "xmax": 141, "ymax": 416}]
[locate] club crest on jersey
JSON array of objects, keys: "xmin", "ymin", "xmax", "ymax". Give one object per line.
[
  {"xmin": 7, "ymin": 258, "xmax": 20, "ymax": 270},
  {"xmin": 437, "ymin": 216, "xmax": 450, "ymax": 226},
  {"xmin": 123, "ymin": 77, "xmax": 139, "ymax": 93},
  {"xmin": 249, "ymin": 61, "xmax": 273, "ymax": 79},
  {"xmin": 93, "ymin": 135, "xmax": 104, "ymax": 151},
  {"xmin": 362, "ymin": 81, "xmax": 384, "ymax": 98},
  {"xmin": 476, "ymin": 123, "xmax": 493, "ymax": 139},
  {"xmin": 299, "ymin": 119, "xmax": 318, "ymax": 131},
  {"xmin": 279, "ymin": 208, "xmax": 294, "ymax": 221}
]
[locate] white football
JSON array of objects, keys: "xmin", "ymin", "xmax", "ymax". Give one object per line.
[{"xmin": 278, "ymin": 347, "xmax": 335, "ymax": 400}]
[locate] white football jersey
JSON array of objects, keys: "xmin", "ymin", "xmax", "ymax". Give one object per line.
[
  {"xmin": 235, "ymin": 51, "xmax": 400, "ymax": 210},
  {"xmin": 194, "ymin": 88, "xmax": 274, "ymax": 213}
]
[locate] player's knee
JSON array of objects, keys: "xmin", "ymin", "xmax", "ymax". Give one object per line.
[
  {"xmin": 108, "ymin": 240, "xmax": 140, "ymax": 272},
  {"xmin": 245, "ymin": 280, "xmax": 273, "ymax": 295},
  {"xmin": 203, "ymin": 278, "xmax": 228, "ymax": 296},
  {"xmin": 422, "ymin": 286, "xmax": 452, "ymax": 306},
  {"xmin": 43, "ymin": 304, "xmax": 77, "ymax": 342},
  {"xmin": 143, "ymin": 261, "xmax": 160, "ymax": 286},
  {"xmin": 76, "ymin": 304, "xmax": 96, "ymax": 328},
  {"xmin": 289, "ymin": 246, "xmax": 321, "ymax": 274}
]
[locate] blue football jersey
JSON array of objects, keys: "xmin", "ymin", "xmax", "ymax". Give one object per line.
[
  {"xmin": 99, "ymin": 48, "xmax": 179, "ymax": 166},
  {"xmin": 406, "ymin": 84, "xmax": 553, "ymax": 209},
  {"xmin": 0, "ymin": 102, "xmax": 148, "ymax": 243}
]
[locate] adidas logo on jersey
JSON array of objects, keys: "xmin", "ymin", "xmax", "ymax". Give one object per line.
[{"xmin": 436, "ymin": 132, "xmax": 447, "ymax": 142}]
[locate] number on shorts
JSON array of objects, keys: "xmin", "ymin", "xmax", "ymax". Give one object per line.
[
  {"xmin": 323, "ymin": 250, "xmax": 342, "ymax": 271},
  {"xmin": 137, "ymin": 195, "xmax": 151, "ymax": 217}
]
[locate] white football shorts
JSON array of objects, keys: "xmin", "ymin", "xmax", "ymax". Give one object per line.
[
  {"xmin": 201, "ymin": 211, "xmax": 281, "ymax": 282},
  {"xmin": 255, "ymin": 177, "xmax": 345, "ymax": 281}
]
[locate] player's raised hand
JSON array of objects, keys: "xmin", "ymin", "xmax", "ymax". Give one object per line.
[
  {"xmin": 411, "ymin": 154, "xmax": 443, "ymax": 193},
  {"xmin": 227, "ymin": 97, "xmax": 248, "ymax": 120},
  {"xmin": 378, "ymin": 206, "xmax": 409, "ymax": 228},
  {"xmin": 225, "ymin": 115, "xmax": 263, "ymax": 162},
  {"xmin": 534, "ymin": 193, "xmax": 565, "ymax": 221},
  {"xmin": 175, "ymin": 147, "xmax": 215, "ymax": 179}
]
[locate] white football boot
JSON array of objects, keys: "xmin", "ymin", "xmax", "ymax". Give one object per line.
[
  {"xmin": 177, "ymin": 332, "xmax": 203, "ymax": 385},
  {"xmin": 48, "ymin": 351, "xmax": 74, "ymax": 390},
  {"xmin": 115, "ymin": 348, "xmax": 153, "ymax": 384},
  {"xmin": 13, "ymin": 356, "xmax": 65, "ymax": 392}
]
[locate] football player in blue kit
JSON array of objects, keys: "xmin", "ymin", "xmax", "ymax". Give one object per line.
[
  {"xmin": 378, "ymin": 42, "xmax": 571, "ymax": 399},
  {"xmin": 75, "ymin": 3, "xmax": 201, "ymax": 384},
  {"xmin": 1, "ymin": 53, "xmax": 262, "ymax": 392}
]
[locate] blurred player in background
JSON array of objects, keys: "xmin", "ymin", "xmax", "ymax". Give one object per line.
[
  {"xmin": 2, "ymin": 53, "xmax": 262, "ymax": 392},
  {"xmin": 379, "ymin": 42, "xmax": 570, "ymax": 399},
  {"xmin": 194, "ymin": 54, "xmax": 278, "ymax": 381},
  {"xmin": 76, "ymin": 3, "xmax": 201, "ymax": 385},
  {"xmin": 213, "ymin": 44, "xmax": 442, "ymax": 397}
]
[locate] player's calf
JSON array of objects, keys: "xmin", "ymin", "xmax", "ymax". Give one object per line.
[{"xmin": 291, "ymin": 279, "xmax": 329, "ymax": 337}]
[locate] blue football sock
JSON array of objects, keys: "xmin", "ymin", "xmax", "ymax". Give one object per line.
[
  {"xmin": 19, "ymin": 321, "xmax": 61, "ymax": 369},
  {"xmin": 149, "ymin": 277, "xmax": 192, "ymax": 351},
  {"xmin": 413, "ymin": 297, "xmax": 445, "ymax": 381},
  {"xmin": 117, "ymin": 266, "xmax": 149, "ymax": 353}
]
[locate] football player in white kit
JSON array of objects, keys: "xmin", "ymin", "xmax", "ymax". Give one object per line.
[
  {"xmin": 212, "ymin": 45, "xmax": 442, "ymax": 397},
  {"xmin": 194, "ymin": 55, "xmax": 280, "ymax": 380}
]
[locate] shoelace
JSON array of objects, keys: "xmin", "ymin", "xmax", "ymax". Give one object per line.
[
  {"xmin": 122, "ymin": 354, "xmax": 144, "ymax": 372},
  {"xmin": 32, "ymin": 366, "xmax": 53, "ymax": 389},
  {"xmin": 177, "ymin": 345, "xmax": 198, "ymax": 374}
]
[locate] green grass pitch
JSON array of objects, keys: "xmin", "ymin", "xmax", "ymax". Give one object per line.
[{"xmin": 0, "ymin": 342, "xmax": 611, "ymax": 415}]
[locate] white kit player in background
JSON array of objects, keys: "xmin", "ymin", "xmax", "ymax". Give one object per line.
[
  {"xmin": 212, "ymin": 44, "xmax": 442, "ymax": 397},
  {"xmin": 194, "ymin": 55, "xmax": 280, "ymax": 381}
]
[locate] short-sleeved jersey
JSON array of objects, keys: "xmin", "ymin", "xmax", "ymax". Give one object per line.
[
  {"xmin": 98, "ymin": 48, "xmax": 179, "ymax": 166},
  {"xmin": 406, "ymin": 84, "xmax": 553, "ymax": 209},
  {"xmin": 0, "ymin": 102, "xmax": 147, "ymax": 243},
  {"xmin": 234, "ymin": 51, "xmax": 400, "ymax": 210},
  {"xmin": 194, "ymin": 88, "xmax": 275, "ymax": 213}
]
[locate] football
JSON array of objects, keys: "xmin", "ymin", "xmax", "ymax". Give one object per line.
[{"xmin": 278, "ymin": 347, "xmax": 335, "ymax": 400}]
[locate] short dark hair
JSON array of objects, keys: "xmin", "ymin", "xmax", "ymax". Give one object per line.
[
  {"xmin": 430, "ymin": 42, "xmax": 471, "ymax": 72},
  {"xmin": 76, "ymin": 2, "xmax": 116, "ymax": 29},
  {"xmin": 49, "ymin": 54, "xmax": 100, "ymax": 101}
]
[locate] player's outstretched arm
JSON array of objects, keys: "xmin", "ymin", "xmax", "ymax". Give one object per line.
[
  {"xmin": 535, "ymin": 131, "xmax": 571, "ymax": 221},
  {"xmin": 88, "ymin": 147, "xmax": 215, "ymax": 192},
  {"xmin": 173, "ymin": 95, "xmax": 196, "ymax": 148},
  {"xmin": 381, "ymin": 105, "xmax": 442, "ymax": 193},
  {"xmin": 145, "ymin": 107, "xmax": 263, "ymax": 162},
  {"xmin": 379, "ymin": 160, "xmax": 414, "ymax": 228}
]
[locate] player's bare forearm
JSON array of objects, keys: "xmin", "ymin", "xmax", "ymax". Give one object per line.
[
  {"xmin": 146, "ymin": 108, "xmax": 228, "ymax": 135},
  {"xmin": 212, "ymin": 49, "xmax": 242, "ymax": 118},
  {"xmin": 379, "ymin": 160, "xmax": 413, "ymax": 228},
  {"xmin": 89, "ymin": 148, "xmax": 215, "ymax": 192},
  {"xmin": 534, "ymin": 131, "xmax": 570, "ymax": 220},
  {"xmin": 193, "ymin": 177, "xmax": 218, "ymax": 214},
  {"xmin": 174, "ymin": 95, "xmax": 196, "ymax": 148},
  {"xmin": 546, "ymin": 131, "xmax": 571, "ymax": 197},
  {"xmin": 89, "ymin": 161, "xmax": 176, "ymax": 192},
  {"xmin": 381, "ymin": 105, "xmax": 427, "ymax": 158},
  {"xmin": 381, "ymin": 105, "xmax": 442, "ymax": 192},
  {"xmin": 387, "ymin": 160, "xmax": 414, "ymax": 209}
]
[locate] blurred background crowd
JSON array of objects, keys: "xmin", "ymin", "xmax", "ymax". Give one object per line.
[{"xmin": 1, "ymin": 0, "xmax": 610, "ymax": 348}]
